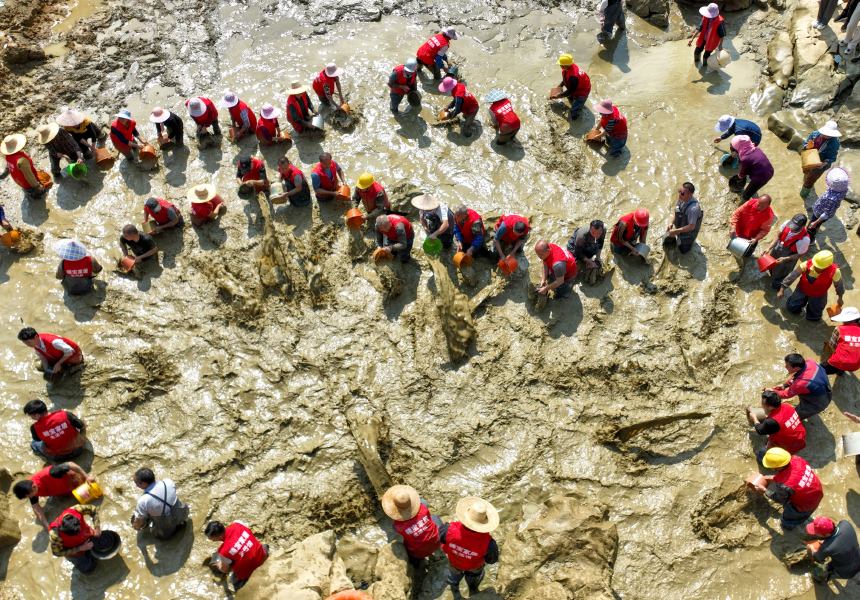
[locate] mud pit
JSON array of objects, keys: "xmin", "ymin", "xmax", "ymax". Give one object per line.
[{"xmin": 2, "ymin": 0, "xmax": 860, "ymax": 598}]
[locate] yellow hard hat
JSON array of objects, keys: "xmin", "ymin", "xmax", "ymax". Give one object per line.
[
  {"xmin": 762, "ymin": 447, "xmax": 791, "ymax": 469},
  {"xmin": 558, "ymin": 54, "xmax": 573, "ymax": 67},
  {"xmin": 357, "ymin": 173, "xmax": 374, "ymax": 190},
  {"xmin": 812, "ymin": 250, "xmax": 833, "ymax": 270}
]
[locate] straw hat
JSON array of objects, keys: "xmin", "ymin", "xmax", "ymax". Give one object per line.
[
  {"xmin": 324, "ymin": 63, "xmax": 345, "ymax": 78},
  {"xmin": 381, "ymin": 485, "xmax": 421, "ymax": 521},
  {"xmin": 484, "ymin": 89, "xmax": 508, "ymax": 103},
  {"xmin": 0, "ymin": 134, "xmax": 26, "ymax": 155},
  {"xmin": 411, "ymin": 194, "xmax": 440, "ymax": 211},
  {"xmin": 187, "ymin": 98, "xmax": 206, "ymax": 118},
  {"xmin": 150, "ymin": 107, "xmax": 171, "ymax": 123},
  {"xmin": 832, "ymin": 306, "xmax": 860, "ymax": 322},
  {"xmin": 222, "ymin": 91, "xmax": 239, "ymax": 108},
  {"xmin": 594, "ymin": 98, "xmax": 614, "ymax": 115},
  {"xmin": 826, "ymin": 166, "xmax": 850, "ymax": 191},
  {"xmin": 819, "ymin": 120, "xmax": 842, "ymax": 138},
  {"xmin": 699, "ymin": 2, "xmax": 719, "ymax": 18},
  {"xmin": 260, "ymin": 103, "xmax": 281, "ymax": 119},
  {"xmin": 56, "ymin": 109, "xmax": 86, "ymax": 127},
  {"xmin": 187, "ymin": 183, "xmax": 217, "ymax": 203},
  {"xmin": 439, "ymin": 77, "xmax": 457, "ymax": 93},
  {"xmin": 455, "ymin": 497, "xmax": 499, "ymax": 533},
  {"xmin": 115, "ymin": 109, "xmax": 132, "ymax": 120},
  {"xmin": 36, "ymin": 123, "xmax": 60, "ymax": 145},
  {"xmin": 286, "ymin": 81, "xmax": 310, "ymax": 95}
]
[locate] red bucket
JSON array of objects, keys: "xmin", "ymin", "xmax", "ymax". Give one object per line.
[{"xmin": 757, "ymin": 254, "xmax": 777, "ymax": 272}]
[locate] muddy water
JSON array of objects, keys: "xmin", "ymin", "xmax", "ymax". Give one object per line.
[{"xmin": 2, "ymin": 4, "xmax": 860, "ymax": 600}]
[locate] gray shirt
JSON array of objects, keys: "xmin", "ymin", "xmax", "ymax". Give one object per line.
[
  {"xmin": 135, "ymin": 479, "xmax": 178, "ymax": 518},
  {"xmin": 676, "ymin": 197, "xmax": 703, "ymax": 229}
]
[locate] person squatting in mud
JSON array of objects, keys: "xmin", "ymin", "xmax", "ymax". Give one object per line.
[
  {"xmin": 206, "ymin": 520, "xmax": 269, "ymax": 592},
  {"xmin": 132, "ymin": 468, "xmax": 190, "ymax": 540},
  {"xmin": 13, "ymin": 462, "xmax": 93, "ymax": 530},
  {"xmin": 22, "ymin": 398, "xmax": 88, "ymax": 461},
  {"xmin": 18, "ymin": 328, "xmax": 83, "ymax": 382},
  {"xmin": 752, "ymin": 448, "xmax": 823, "ymax": 530},
  {"xmin": 376, "ymin": 214, "xmax": 415, "ymax": 263},
  {"xmin": 764, "ymin": 353, "xmax": 833, "ymax": 420}
]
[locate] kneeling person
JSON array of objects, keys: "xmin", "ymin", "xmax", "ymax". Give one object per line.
[
  {"xmin": 747, "ymin": 390, "xmax": 806, "ymax": 462},
  {"xmin": 50, "ymin": 504, "xmax": 102, "ymax": 574},
  {"xmin": 120, "ymin": 225, "xmax": 158, "ymax": 268},
  {"xmin": 376, "ymin": 214, "xmax": 414, "ymax": 263},
  {"xmin": 143, "ymin": 197, "xmax": 183, "ymax": 233},
  {"xmin": 55, "ymin": 240, "xmax": 103, "ymax": 295},
  {"xmin": 13, "ymin": 462, "xmax": 93, "ymax": 529},
  {"xmin": 206, "ymin": 520, "xmax": 269, "ymax": 592}
]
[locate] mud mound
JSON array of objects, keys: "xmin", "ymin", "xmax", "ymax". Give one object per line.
[
  {"xmin": 699, "ymin": 282, "xmax": 739, "ymax": 338},
  {"xmin": 429, "ymin": 259, "xmax": 477, "ymax": 363},
  {"xmin": 10, "ymin": 226, "xmax": 43, "ymax": 254},
  {"xmin": 533, "ymin": 103, "xmax": 587, "ymax": 180},
  {"xmin": 330, "ymin": 98, "xmax": 362, "ymax": 132},
  {"xmin": 691, "ymin": 480, "xmax": 769, "ymax": 547}
]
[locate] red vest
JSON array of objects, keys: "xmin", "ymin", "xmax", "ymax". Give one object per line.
[
  {"xmin": 313, "ymin": 70, "xmax": 338, "ymax": 98},
  {"xmin": 544, "ymin": 244, "xmax": 578, "ymax": 280},
  {"xmin": 35, "ymin": 333, "xmax": 80, "ymax": 363},
  {"xmin": 442, "ymin": 522, "xmax": 491, "ymax": 571},
  {"xmin": 456, "ymin": 209, "xmax": 484, "ymax": 245},
  {"xmin": 110, "ymin": 118, "xmax": 137, "ymax": 153},
  {"xmin": 797, "ymin": 260, "xmax": 837, "ymax": 298},
  {"xmin": 312, "ymin": 161, "xmax": 340, "ymax": 195},
  {"xmin": 829, "ymin": 322, "xmax": 860, "ymax": 371},
  {"xmin": 453, "ymin": 83, "xmax": 479, "ymax": 115},
  {"xmin": 358, "ymin": 182, "xmax": 387, "ymax": 212},
  {"xmin": 490, "ymin": 100, "xmax": 520, "ymax": 134},
  {"xmin": 242, "ymin": 158, "xmax": 270, "ymax": 190},
  {"xmin": 495, "ymin": 214, "xmax": 529, "ymax": 243},
  {"xmin": 33, "ymin": 410, "xmax": 86, "ymax": 456},
  {"xmin": 51, "ymin": 508, "xmax": 92, "ymax": 555},
  {"xmin": 228, "ymin": 101, "xmax": 257, "ymax": 131},
  {"xmin": 767, "ymin": 404, "xmax": 807, "ymax": 454},
  {"xmin": 600, "ymin": 107, "xmax": 628, "ymax": 139},
  {"xmin": 696, "ymin": 15, "xmax": 725, "ymax": 51},
  {"xmin": 31, "ymin": 465, "xmax": 78, "ymax": 498},
  {"xmin": 186, "ymin": 97, "xmax": 218, "ymax": 127},
  {"xmin": 144, "ymin": 198, "xmax": 180, "ymax": 225},
  {"xmin": 778, "ymin": 226, "xmax": 808, "ymax": 253},
  {"xmin": 736, "ymin": 200, "xmax": 775, "ymax": 240},
  {"xmin": 286, "ymin": 93, "xmax": 311, "ymax": 130},
  {"xmin": 256, "ymin": 117, "xmax": 278, "ymax": 141},
  {"xmin": 6, "ymin": 151, "xmax": 37, "ymax": 189},
  {"xmin": 563, "ymin": 64, "xmax": 591, "ymax": 98},
  {"xmin": 774, "ymin": 456, "xmax": 823, "ymax": 512},
  {"xmin": 391, "ymin": 65, "xmax": 416, "ymax": 91},
  {"xmin": 63, "ymin": 256, "xmax": 93, "ymax": 278},
  {"xmin": 218, "ymin": 522, "xmax": 268, "ymax": 581},
  {"xmin": 417, "ymin": 33, "xmax": 449, "ymax": 64},
  {"xmin": 381, "ymin": 215, "xmax": 414, "ymax": 240},
  {"xmin": 280, "ymin": 164, "xmax": 305, "ymax": 189},
  {"xmin": 394, "ymin": 504, "xmax": 440, "ymax": 558},
  {"xmin": 610, "ymin": 213, "xmax": 643, "ymax": 245}
]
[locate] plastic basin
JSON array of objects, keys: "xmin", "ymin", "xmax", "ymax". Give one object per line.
[
  {"xmin": 757, "ymin": 254, "xmax": 777, "ymax": 272},
  {"xmin": 423, "ymin": 237, "xmax": 442, "ymax": 255}
]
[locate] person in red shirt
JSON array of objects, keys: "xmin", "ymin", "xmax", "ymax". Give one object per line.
[
  {"xmin": 752, "ymin": 449, "xmax": 823, "ymax": 529},
  {"xmin": 376, "ymin": 214, "xmax": 414, "ymax": 263},
  {"xmin": 143, "ymin": 197, "xmax": 183, "ymax": 233},
  {"xmin": 824, "ymin": 307, "xmax": 860, "ymax": 375},
  {"xmin": 535, "ymin": 240, "xmax": 578, "ymax": 299},
  {"xmin": 188, "ymin": 184, "xmax": 227, "ymax": 227},
  {"xmin": 441, "ymin": 497, "xmax": 499, "ymax": 597},
  {"xmin": 313, "ymin": 63, "xmax": 345, "ymax": 108},
  {"xmin": 746, "ymin": 390, "xmax": 807, "ymax": 463},
  {"xmin": 54, "ymin": 239, "xmax": 103, "ymax": 296},
  {"xmin": 687, "ymin": 3, "xmax": 726, "ymax": 68},
  {"xmin": 18, "ymin": 327, "xmax": 83, "ymax": 379},
  {"xmin": 235, "ymin": 155, "xmax": 269, "ymax": 193},
  {"xmin": 492, "ymin": 213, "xmax": 529, "ymax": 260},
  {"xmin": 593, "ymin": 98, "xmax": 628, "ymax": 158},
  {"xmin": 13, "ymin": 462, "xmax": 93, "ymax": 529},
  {"xmin": 382, "ymin": 485, "xmax": 442, "ymax": 566},
  {"xmin": 206, "ymin": 520, "xmax": 269, "ymax": 592},
  {"xmin": 221, "ymin": 91, "xmax": 256, "ymax": 139},
  {"xmin": 186, "ymin": 96, "xmax": 221, "ymax": 137},
  {"xmin": 484, "ymin": 89, "xmax": 520, "ymax": 145},
  {"xmin": 110, "ymin": 109, "xmax": 145, "ymax": 161},
  {"xmin": 729, "ymin": 194, "xmax": 776, "ymax": 261},
  {"xmin": 765, "ymin": 353, "xmax": 832, "ymax": 420},
  {"xmin": 416, "ymin": 27, "xmax": 457, "ymax": 79},
  {"xmin": 439, "ymin": 76, "xmax": 479, "ymax": 137},
  {"xmin": 22, "ymin": 399, "xmax": 88, "ymax": 460},
  {"xmin": 0, "ymin": 134, "xmax": 48, "ymax": 200}
]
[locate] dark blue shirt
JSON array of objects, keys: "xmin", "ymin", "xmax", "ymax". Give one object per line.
[{"xmin": 720, "ymin": 119, "xmax": 762, "ymax": 145}]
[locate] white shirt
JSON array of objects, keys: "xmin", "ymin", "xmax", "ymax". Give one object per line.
[
  {"xmin": 420, "ymin": 202, "xmax": 449, "ymax": 223},
  {"xmin": 778, "ymin": 221, "xmax": 810, "ymax": 255},
  {"xmin": 135, "ymin": 479, "xmax": 178, "ymax": 518},
  {"xmin": 37, "ymin": 338, "xmax": 73, "ymax": 356}
]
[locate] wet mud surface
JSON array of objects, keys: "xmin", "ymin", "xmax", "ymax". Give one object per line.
[{"xmin": 1, "ymin": 0, "xmax": 860, "ymax": 598}]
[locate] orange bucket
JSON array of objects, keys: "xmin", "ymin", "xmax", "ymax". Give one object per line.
[
  {"xmin": 95, "ymin": 148, "xmax": 115, "ymax": 169},
  {"xmin": 138, "ymin": 144, "xmax": 157, "ymax": 161},
  {"xmin": 121, "ymin": 256, "xmax": 135, "ymax": 271},
  {"xmin": 335, "ymin": 185, "xmax": 351, "ymax": 202},
  {"xmin": 439, "ymin": 108, "xmax": 450, "ymax": 121},
  {"xmin": 340, "ymin": 103, "xmax": 350, "ymax": 115},
  {"xmin": 805, "ymin": 540, "xmax": 823, "ymax": 552},
  {"xmin": 499, "ymin": 260, "xmax": 512, "ymax": 275},
  {"xmin": 373, "ymin": 248, "xmax": 392, "ymax": 264},
  {"xmin": 36, "ymin": 171, "xmax": 53, "ymax": 190},
  {"xmin": 453, "ymin": 252, "xmax": 472, "ymax": 269},
  {"xmin": 827, "ymin": 304, "xmax": 842, "ymax": 319},
  {"xmin": 279, "ymin": 130, "xmax": 292, "ymax": 142},
  {"xmin": 550, "ymin": 86, "xmax": 562, "ymax": 98},
  {"xmin": 586, "ymin": 129, "xmax": 602, "ymax": 142},
  {"xmin": 1, "ymin": 230, "xmax": 20, "ymax": 247},
  {"xmin": 745, "ymin": 473, "xmax": 768, "ymax": 489},
  {"xmin": 346, "ymin": 209, "xmax": 364, "ymax": 230},
  {"xmin": 757, "ymin": 254, "xmax": 777, "ymax": 272},
  {"xmin": 506, "ymin": 256, "xmax": 518, "ymax": 272},
  {"xmin": 157, "ymin": 135, "xmax": 173, "ymax": 149},
  {"xmin": 325, "ymin": 592, "xmax": 373, "ymax": 600}
]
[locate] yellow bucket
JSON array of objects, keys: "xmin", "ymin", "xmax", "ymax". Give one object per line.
[{"xmin": 72, "ymin": 481, "xmax": 103, "ymax": 504}]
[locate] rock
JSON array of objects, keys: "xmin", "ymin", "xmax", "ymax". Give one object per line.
[
  {"xmin": 625, "ymin": 0, "xmax": 669, "ymax": 27},
  {"xmin": 750, "ymin": 83, "xmax": 785, "ymax": 117},
  {"xmin": 767, "ymin": 31, "xmax": 794, "ymax": 88},
  {"xmin": 365, "ymin": 541, "xmax": 413, "ymax": 600},
  {"xmin": 3, "ymin": 38, "xmax": 45, "ymax": 64},
  {"xmin": 0, "ymin": 470, "xmax": 21, "ymax": 551},
  {"xmin": 835, "ymin": 150, "xmax": 860, "ymax": 187},
  {"xmin": 495, "ymin": 495, "xmax": 617, "ymax": 600},
  {"xmin": 790, "ymin": 59, "xmax": 847, "ymax": 112},
  {"xmin": 767, "ymin": 109, "xmax": 816, "ymax": 150},
  {"xmin": 793, "ymin": 36, "xmax": 829, "ymax": 78},
  {"xmin": 721, "ymin": 0, "xmax": 752, "ymax": 10},
  {"xmin": 835, "ymin": 80, "xmax": 860, "ymax": 144},
  {"xmin": 336, "ymin": 532, "xmax": 380, "ymax": 583}
]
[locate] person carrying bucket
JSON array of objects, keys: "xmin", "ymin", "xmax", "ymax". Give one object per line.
[
  {"xmin": 484, "ymin": 90, "xmax": 521, "ymax": 146},
  {"xmin": 150, "ymin": 106, "xmax": 185, "ymax": 148},
  {"xmin": 453, "ymin": 204, "xmax": 485, "ymax": 259},
  {"xmin": 285, "ymin": 81, "xmax": 320, "ymax": 134},
  {"xmin": 353, "ymin": 173, "xmax": 389, "ymax": 216},
  {"xmin": 801, "ymin": 121, "xmax": 841, "ymax": 197},
  {"xmin": 688, "ymin": 3, "xmax": 726, "ymax": 68},
  {"xmin": 54, "ymin": 239, "xmax": 103, "ymax": 295},
  {"xmin": 567, "ymin": 220, "xmax": 606, "ymax": 270},
  {"xmin": 382, "ymin": 485, "xmax": 442, "ymax": 566},
  {"xmin": 441, "ymin": 497, "xmax": 499, "ymax": 598},
  {"xmin": 236, "ymin": 155, "xmax": 270, "ymax": 193},
  {"xmin": 376, "ymin": 214, "xmax": 414, "ymax": 263},
  {"xmin": 58, "ymin": 109, "xmax": 102, "ymax": 159},
  {"xmin": 416, "ymin": 27, "xmax": 457, "ymax": 80},
  {"xmin": 18, "ymin": 328, "xmax": 84, "ymax": 383},
  {"xmin": 185, "ymin": 96, "xmax": 221, "ymax": 138},
  {"xmin": 274, "ymin": 157, "xmax": 311, "ymax": 207},
  {"xmin": 535, "ymin": 240, "xmax": 577, "ymax": 298},
  {"xmin": 120, "ymin": 224, "xmax": 158, "ymax": 268},
  {"xmin": 491, "ymin": 214, "xmax": 529, "ymax": 261},
  {"xmin": 188, "ymin": 184, "xmax": 226, "ymax": 227},
  {"xmin": 665, "ymin": 182, "xmax": 703, "ymax": 254},
  {"xmin": 205, "ymin": 520, "xmax": 269, "ymax": 592},
  {"xmin": 143, "ymin": 197, "xmax": 183, "ymax": 233},
  {"xmin": 746, "ymin": 390, "xmax": 806, "ymax": 463},
  {"xmin": 592, "ymin": 99, "xmax": 628, "ymax": 158},
  {"xmin": 50, "ymin": 503, "xmax": 104, "ymax": 573},
  {"xmin": 729, "ymin": 194, "xmax": 775, "ymax": 260},
  {"xmin": 765, "ymin": 353, "xmax": 832, "ymax": 420},
  {"xmin": 222, "ymin": 91, "xmax": 257, "ymax": 139},
  {"xmin": 132, "ymin": 468, "xmax": 189, "ymax": 540},
  {"xmin": 750, "ymin": 448, "xmax": 823, "ymax": 529},
  {"xmin": 440, "ymin": 76, "xmax": 479, "ymax": 137},
  {"xmin": 1, "ymin": 134, "xmax": 48, "ymax": 200},
  {"xmin": 778, "ymin": 250, "xmax": 844, "ymax": 321},
  {"xmin": 822, "ymin": 306, "xmax": 860, "ymax": 376},
  {"xmin": 256, "ymin": 104, "xmax": 287, "ymax": 146},
  {"xmin": 762, "ymin": 214, "xmax": 809, "ymax": 289},
  {"xmin": 13, "ymin": 462, "xmax": 93, "ymax": 529},
  {"xmin": 37, "ymin": 123, "xmax": 84, "ymax": 176},
  {"xmin": 807, "ymin": 167, "xmax": 850, "ymax": 244},
  {"xmin": 311, "ymin": 152, "xmax": 347, "ymax": 202},
  {"xmin": 110, "ymin": 108, "xmax": 146, "ymax": 162},
  {"xmin": 610, "ymin": 209, "xmax": 649, "ymax": 256},
  {"xmin": 389, "ymin": 59, "xmax": 418, "ymax": 115},
  {"xmin": 550, "ymin": 54, "xmax": 591, "ymax": 121},
  {"xmin": 414, "ymin": 194, "xmax": 455, "ymax": 249},
  {"xmin": 313, "ymin": 63, "xmax": 345, "ymax": 108},
  {"xmin": 805, "ymin": 517, "xmax": 860, "ymax": 583},
  {"xmin": 730, "ymin": 135, "xmax": 773, "ymax": 201}
]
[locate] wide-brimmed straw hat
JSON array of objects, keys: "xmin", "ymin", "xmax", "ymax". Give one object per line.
[
  {"xmin": 187, "ymin": 183, "xmax": 217, "ymax": 203},
  {"xmin": 36, "ymin": 123, "xmax": 60, "ymax": 144},
  {"xmin": 150, "ymin": 107, "xmax": 171, "ymax": 123},
  {"xmin": 826, "ymin": 166, "xmax": 850, "ymax": 192},
  {"xmin": 56, "ymin": 109, "xmax": 86, "ymax": 127},
  {"xmin": 287, "ymin": 81, "xmax": 310, "ymax": 95},
  {"xmin": 700, "ymin": 2, "xmax": 719, "ymax": 18},
  {"xmin": 832, "ymin": 306, "xmax": 860, "ymax": 322},
  {"xmin": 324, "ymin": 63, "xmax": 345, "ymax": 78},
  {"xmin": 187, "ymin": 98, "xmax": 206, "ymax": 118},
  {"xmin": 819, "ymin": 120, "xmax": 842, "ymax": 138},
  {"xmin": 381, "ymin": 485, "xmax": 421, "ymax": 521},
  {"xmin": 260, "ymin": 103, "xmax": 281, "ymax": 119},
  {"xmin": 594, "ymin": 98, "xmax": 614, "ymax": 114},
  {"xmin": 0, "ymin": 134, "xmax": 26, "ymax": 155},
  {"xmin": 222, "ymin": 91, "xmax": 239, "ymax": 108},
  {"xmin": 439, "ymin": 77, "xmax": 457, "ymax": 93},
  {"xmin": 456, "ymin": 497, "xmax": 499, "ymax": 533},
  {"xmin": 484, "ymin": 89, "xmax": 508, "ymax": 103},
  {"xmin": 411, "ymin": 194, "xmax": 440, "ymax": 211}
]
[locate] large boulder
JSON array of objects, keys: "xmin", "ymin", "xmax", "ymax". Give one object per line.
[
  {"xmin": 767, "ymin": 31, "xmax": 794, "ymax": 88},
  {"xmin": 625, "ymin": 0, "xmax": 669, "ymax": 27},
  {"xmin": 750, "ymin": 83, "xmax": 785, "ymax": 117},
  {"xmin": 767, "ymin": 109, "xmax": 817, "ymax": 150},
  {"xmin": 790, "ymin": 58, "xmax": 847, "ymax": 112},
  {"xmin": 835, "ymin": 80, "xmax": 860, "ymax": 144},
  {"xmin": 365, "ymin": 542, "xmax": 413, "ymax": 600},
  {"xmin": 792, "ymin": 35, "xmax": 829, "ymax": 78},
  {"xmin": 495, "ymin": 495, "xmax": 618, "ymax": 600},
  {"xmin": 0, "ymin": 470, "xmax": 21, "ymax": 552}
]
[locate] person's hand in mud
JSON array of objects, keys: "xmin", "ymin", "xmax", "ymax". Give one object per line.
[
  {"xmin": 78, "ymin": 540, "xmax": 94, "ymax": 552},
  {"xmin": 844, "ymin": 412, "xmax": 860, "ymax": 424},
  {"xmin": 745, "ymin": 406, "xmax": 761, "ymax": 424},
  {"xmin": 466, "ymin": 246, "xmax": 475, "ymax": 257},
  {"xmin": 776, "ymin": 287, "xmax": 785, "ymax": 300},
  {"xmin": 537, "ymin": 285, "xmax": 550, "ymax": 295},
  {"xmin": 1, "ymin": 217, "xmax": 11, "ymax": 231},
  {"xmin": 585, "ymin": 258, "xmax": 598, "ymax": 270}
]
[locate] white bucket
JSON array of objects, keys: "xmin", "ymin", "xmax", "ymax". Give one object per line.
[
  {"xmin": 727, "ymin": 237, "xmax": 752, "ymax": 259},
  {"xmin": 844, "ymin": 432, "xmax": 860, "ymax": 457},
  {"xmin": 634, "ymin": 243, "xmax": 650, "ymax": 259},
  {"xmin": 311, "ymin": 114, "xmax": 324, "ymax": 129}
]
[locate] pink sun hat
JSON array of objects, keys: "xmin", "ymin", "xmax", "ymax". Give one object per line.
[
  {"xmin": 438, "ymin": 77, "xmax": 458, "ymax": 93},
  {"xmin": 324, "ymin": 63, "xmax": 344, "ymax": 77},
  {"xmin": 260, "ymin": 103, "xmax": 281, "ymax": 119},
  {"xmin": 594, "ymin": 98, "xmax": 614, "ymax": 114}
]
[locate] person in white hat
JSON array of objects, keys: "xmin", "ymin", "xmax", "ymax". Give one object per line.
[
  {"xmin": 388, "ymin": 58, "xmax": 419, "ymax": 114},
  {"xmin": 188, "ymin": 184, "xmax": 226, "ymax": 227},
  {"xmin": 484, "ymin": 89, "xmax": 520, "ymax": 145},
  {"xmin": 185, "ymin": 96, "xmax": 221, "ymax": 138},
  {"xmin": 713, "ymin": 114, "xmax": 762, "ymax": 146},
  {"xmin": 285, "ymin": 81, "xmax": 320, "ymax": 133},
  {"xmin": 150, "ymin": 107, "xmax": 185, "ymax": 148},
  {"xmin": 808, "ymin": 166, "xmax": 850, "ymax": 243},
  {"xmin": 414, "ymin": 194, "xmax": 456, "ymax": 249},
  {"xmin": 381, "ymin": 485, "xmax": 442, "ymax": 565},
  {"xmin": 439, "ymin": 76, "xmax": 479, "ymax": 137},
  {"xmin": 110, "ymin": 108, "xmax": 146, "ymax": 161},
  {"xmin": 596, "ymin": 0, "xmax": 626, "ymax": 43},
  {"xmin": 416, "ymin": 28, "xmax": 457, "ymax": 79},
  {"xmin": 0, "ymin": 134, "xmax": 47, "ymax": 200},
  {"xmin": 222, "ymin": 91, "xmax": 257, "ymax": 140},
  {"xmin": 256, "ymin": 104, "xmax": 287, "ymax": 146},
  {"xmin": 801, "ymin": 121, "xmax": 842, "ymax": 197},
  {"xmin": 58, "ymin": 109, "xmax": 102, "ymax": 158},
  {"xmin": 440, "ymin": 497, "xmax": 499, "ymax": 598},
  {"xmin": 687, "ymin": 3, "xmax": 726, "ymax": 68},
  {"xmin": 37, "ymin": 123, "xmax": 84, "ymax": 175},
  {"xmin": 824, "ymin": 306, "xmax": 860, "ymax": 375},
  {"xmin": 312, "ymin": 63, "xmax": 345, "ymax": 108}
]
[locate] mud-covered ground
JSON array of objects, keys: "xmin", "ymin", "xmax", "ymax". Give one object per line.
[{"xmin": 1, "ymin": 0, "xmax": 860, "ymax": 598}]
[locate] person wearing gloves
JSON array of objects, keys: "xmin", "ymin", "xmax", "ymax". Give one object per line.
[
  {"xmin": 801, "ymin": 121, "xmax": 841, "ymax": 197},
  {"xmin": 389, "ymin": 59, "xmax": 418, "ymax": 115},
  {"xmin": 596, "ymin": 0, "xmax": 625, "ymax": 43},
  {"xmin": 353, "ymin": 173, "xmax": 389, "ymax": 217},
  {"xmin": 822, "ymin": 306, "xmax": 860, "ymax": 375},
  {"xmin": 550, "ymin": 54, "xmax": 591, "ymax": 121},
  {"xmin": 730, "ymin": 135, "xmax": 773, "ymax": 201},
  {"xmin": 807, "ymin": 166, "xmax": 850, "ymax": 243},
  {"xmin": 256, "ymin": 104, "xmax": 287, "ymax": 146},
  {"xmin": 440, "ymin": 76, "xmax": 479, "ymax": 138},
  {"xmin": 416, "ymin": 27, "xmax": 457, "ymax": 80},
  {"xmin": 312, "ymin": 63, "xmax": 345, "ymax": 108},
  {"xmin": 751, "ymin": 448, "xmax": 823, "ymax": 529},
  {"xmin": 150, "ymin": 107, "xmax": 185, "ymax": 148},
  {"xmin": 778, "ymin": 250, "xmax": 845, "ymax": 321},
  {"xmin": 284, "ymin": 81, "xmax": 320, "ymax": 134},
  {"xmin": 484, "ymin": 90, "xmax": 521, "ymax": 145},
  {"xmin": 730, "ymin": 194, "xmax": 775, "ymax": 258},
  {"xmin": 713, "ymin": 115, "xmax": 762, "ymax": 146},
  {"xmin": 593, "ymin": 98, "xmax": 628, "ymax": 158},
  {"xmin": 688, "ymin": 3, "xmax": 726, "ymax": 68},
  {"xmin": 222, "ymin": 92, "xmax": 257, "ymax": 139},
  {"xmin": 110, "ymin": 109, "xmax": 146, "ymax": 162},
  {"xmin": 763, "ymin": 214, "xmax": 810, "ymax": 289}
]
